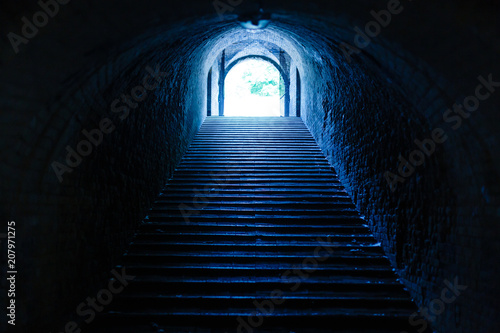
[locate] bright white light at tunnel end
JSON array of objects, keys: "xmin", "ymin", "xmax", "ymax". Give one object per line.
[{"xmin": 224, "ymin": 59, "xmax": 282, "ymax": 117}]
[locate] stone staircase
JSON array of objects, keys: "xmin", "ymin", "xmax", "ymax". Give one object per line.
[{"xmin": 90, "ymin": 117, "xmax": 423, "ymax": 333}]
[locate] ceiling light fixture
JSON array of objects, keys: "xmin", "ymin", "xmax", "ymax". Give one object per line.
[{"xmin": 238, "ymin": 7, "xmax": 271, "ymax": 30}]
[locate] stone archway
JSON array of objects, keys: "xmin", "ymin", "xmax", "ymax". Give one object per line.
[{"xmin": 222, "ymin": 55, "xmax": 289, "ymax": 117}]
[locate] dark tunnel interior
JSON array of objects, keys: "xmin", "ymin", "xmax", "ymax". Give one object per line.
[{"xmin": 0, "ymin": 0, "xmax": 499, "ymax": 332}]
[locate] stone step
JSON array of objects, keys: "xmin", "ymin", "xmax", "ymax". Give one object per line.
[{"xmin": 91, "ymin": 117, "xmax": 422, "ymax": 333}]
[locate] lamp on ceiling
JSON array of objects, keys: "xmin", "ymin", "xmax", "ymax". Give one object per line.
[{"xmin": 237, "ymin": 2, "xmax": 271, "ymax": 30}]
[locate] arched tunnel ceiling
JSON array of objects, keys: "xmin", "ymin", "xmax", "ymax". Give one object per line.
[
  {"xmin": 223, "ymin": 40, "xmax": 283, "ymax": 69},
  {"xmin": 1, "ymin": 0, "xmax": 498, "ymax": 116}
]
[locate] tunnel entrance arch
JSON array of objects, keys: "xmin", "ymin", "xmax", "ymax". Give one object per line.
[
  {"xmin": 223, "ymin": 56, "xmax": 287, "ymax": 117},
  {"xmin": 207, "ymin": 40, "xmax": 296, "ymax": 118},
  {"xmin": 223, "ymin": 55, "xmax": 290, "ymax": 117}
]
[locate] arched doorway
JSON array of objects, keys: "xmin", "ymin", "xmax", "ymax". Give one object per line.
[
  {"xmin": 224, "ymin": 58, "xmax": 285, "ymax": 117},
  {"xmin": 213, "ymin": 55, "xmax": 290, "ymax": 117}
]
